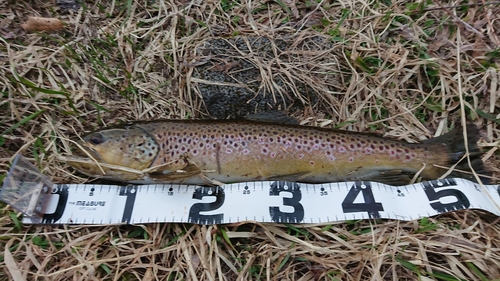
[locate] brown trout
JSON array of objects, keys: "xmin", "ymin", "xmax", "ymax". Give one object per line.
[{"xmin": 67, "ymin": 116, "xmax": 489, "ymax": 186}]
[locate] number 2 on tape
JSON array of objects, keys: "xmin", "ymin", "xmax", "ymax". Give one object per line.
[{"xmin": 188, "ymin": 187, "xmax": 225, "ymax": 224}]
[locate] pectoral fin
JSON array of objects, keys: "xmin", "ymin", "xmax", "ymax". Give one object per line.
[{"xmin": 148, "ymin": 162, "xmax": 203, "ymax": 181}]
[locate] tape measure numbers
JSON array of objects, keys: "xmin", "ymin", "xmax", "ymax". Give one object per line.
[{"xmin": 1, "ymin": 155, "xmax": 499, "ymax": 225}]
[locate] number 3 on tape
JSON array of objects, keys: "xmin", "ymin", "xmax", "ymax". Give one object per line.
[{"xmin": 269, "ymin": 181, "xmax": 305, "ymax": 223}]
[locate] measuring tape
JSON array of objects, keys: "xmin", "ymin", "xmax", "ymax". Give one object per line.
[{"xmin": 1, "ymin": 155, "xmax": 499, "ymax": 225}]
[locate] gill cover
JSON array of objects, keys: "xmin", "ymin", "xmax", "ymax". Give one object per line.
[{"xmin": 79, "ymin": 125, "xmax": 159, "ymax": 170}]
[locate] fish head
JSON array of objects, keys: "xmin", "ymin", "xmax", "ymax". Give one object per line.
[{"xmin": 68, "ymin": 126, "xmax": 159, "ymax": 178}]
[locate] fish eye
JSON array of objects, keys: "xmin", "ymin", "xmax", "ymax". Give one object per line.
[{"xmin": 88, "ymin": 133, "xmax": 105, "ymax": 145}]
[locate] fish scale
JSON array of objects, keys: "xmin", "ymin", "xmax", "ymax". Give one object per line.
[{"xmin": 139, "ymin": 121, "xmax": 438, "ymax": 184}]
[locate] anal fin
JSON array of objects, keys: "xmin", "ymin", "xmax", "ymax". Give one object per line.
[{"xmin": 349, "ymin": 169, "xmax": 413, "ymax": 186}]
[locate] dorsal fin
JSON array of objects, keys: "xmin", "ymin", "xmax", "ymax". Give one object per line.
[{"xmin": 243, "ymin": 111, "xmax": 299, "ymax": 125}]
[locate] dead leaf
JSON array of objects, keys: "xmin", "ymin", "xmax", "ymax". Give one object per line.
[
  {"xmin": 212, "ymin": 60, "xmax": 239, "ymax": 72},
  {"xmin": 1, "ymin": 30, "xmax": 16, "ymax": 39},
  {"xmin": 183, "ymin": 55, "xmax": 212, "ymax": 67},
  {"xmin": 4, "ymin": 239, "xmax": 25, "ymax": 281},
  {"xmin": 472, "ymin": 36, "xmax": 489, "ymax": 58},
  {"xmin": 282, "ymin": 0, "xmax": 300, "ymax": 19},
  {"xmin": 21, "ymin": 17, "xmax": 64, "ymax": 32},
  {"xmin": 191, "ymin": 253, "xmax": 200, "ymax": 271}
]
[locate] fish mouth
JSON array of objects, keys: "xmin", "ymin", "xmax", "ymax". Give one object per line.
[{"xmin": 64, "ymin": 140, "xmax": 109, "ymax": 176}]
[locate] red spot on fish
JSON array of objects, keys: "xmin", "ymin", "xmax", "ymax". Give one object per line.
[
  {"xmin": 298, "ymin": 154, "xmax": 304, "ymax": 159},
  {"xmin": 271, "ymin": 152, "xmax": 276, "ymax": 158},
  {"xmin": 338, "ymin": 146, "xmax": 346, "ymax": 153},
  {"xmin": 310, "ymin": 161, "xmax": 314, "ymax": 165},
  {"xmin": 226, "ymin": 149, "xmax": 232, "ymax": 154},
  {"xmin": 348, "ymin": 157, "xmax": 354, "ymax": 162},
  {"xmin": 390, "ymin": 150, "xmax": 396, "ymax": 156}
]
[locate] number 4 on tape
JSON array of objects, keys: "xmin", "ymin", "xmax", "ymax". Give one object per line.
[{"xmin": 342, "ymin": 182, "xmax": 383, "ymax": 219}]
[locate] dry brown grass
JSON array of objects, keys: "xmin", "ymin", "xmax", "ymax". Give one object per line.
[{"xmin": 1, "ymin": 0, "xmax": 499, "ymax": 280}]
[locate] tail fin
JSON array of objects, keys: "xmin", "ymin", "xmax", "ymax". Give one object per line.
[{"xmin": 424, "ymin": 124, "xmax": 490, "ymax": 184}]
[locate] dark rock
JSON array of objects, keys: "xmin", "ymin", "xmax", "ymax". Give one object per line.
[{"xmin": 192, "ymin": 35, "xmax": 342, "ymax": 119}]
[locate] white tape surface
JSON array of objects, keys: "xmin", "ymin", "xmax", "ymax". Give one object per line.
[
  {"xmin": 1, "ymin": 155, "xmax": 499, "ymax": 225},
  {"xmin": 20, "ymin": 178, "xmax": 500, "ymax": 225}
]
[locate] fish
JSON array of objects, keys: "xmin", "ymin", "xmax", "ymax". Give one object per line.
[{"xmin": 66, "ymin": 113, "xmax": 490, "ymax": 186}]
